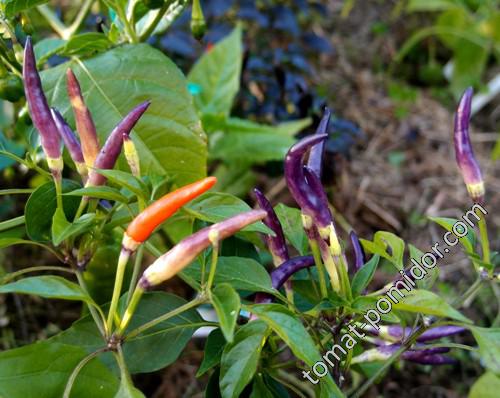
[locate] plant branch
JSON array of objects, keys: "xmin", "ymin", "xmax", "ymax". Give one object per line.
[{"xmin": 63, "ymin": 347, "xmax": 107, "ymax": 398}]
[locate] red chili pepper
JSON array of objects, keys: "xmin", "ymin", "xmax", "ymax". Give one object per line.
[{"xmin": 123, "ymin": 176, "xmax": 217, "ymax": 250}]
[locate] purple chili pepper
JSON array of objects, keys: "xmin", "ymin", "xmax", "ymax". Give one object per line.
[
  {"xmin": 23, "ymin": 37, "xmax": 62, "ymax": 175},
  {"xmin": 349, "ymin": 231, "xmax": 366, "ymax": 271},
  {"xmin": 353, "ymin": 344, "xmax": 456, "ymax": 365},
  {"xmin": 364, "ymin": 325, "xmax": 466, "ymax": 343},
  {"xmin": 307, "ymin": 108, "xmax": 331, "ymax": 178},
  {"xmin": 284, "ymin": 133, "xmax": 329, "ymax": 225},
  {"xmin": 405, "ymin": 353, "xmax": 457, "ymax": 365},
  {"xmin": 87, "ymin": 100, "xmax": 150, "ymax": 187},
  {"xmin": 253, "ymin": 255, "xmax": 314, "ymax": 310},
  {"xmin": 453, "ymin": 87, "xmax": 484, "ymax": 203},
  {"xmin": 51, "ymin": 108, "xmax": 87, "ymax": 179},
  {"xmin": 254, "ymin": 188, "xmax": 289, "ymax": 264}
]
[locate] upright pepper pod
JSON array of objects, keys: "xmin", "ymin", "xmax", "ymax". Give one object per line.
[
  {"xmin": 307, "ymin": 108, "xmax": 331, "ymax": 178},
  {"xmin": 123, "ymin": 134, "xmax": 141, "ymax": 178},
  {"xmin": 364, "ymin": 324, "xmax": 466, "ymax": 343},
  {"xmin": 123, "ymin": 176, "xmax": 217, "ymax": 251},
  {"xmin": 87, "ymin": 100, "xmax": 150, "ymax": 187},
  {"xmin": 139, "ymin": 209, "xmax": 267, "ymax": 287},
  {"xmin": 51, "ymin": 108, "xmax": 87, "ymax": 179},
  {"xmin": 349, "ymin": 230, "xmax": 365, "ymax": 271},
  {"xmin": 190, "ymin": 0, "xmax": 206, "ymax": 40},
  {"xmin": 454, "ymin": 87, "xmax": 484, "ymax": 203},
  {"xmin": 66, "ymin": 68, "xmax": 100, "ymax": 167},
  {"xmin": 22, "ymin": 36, "xmax": 62, "ymax": 178}
]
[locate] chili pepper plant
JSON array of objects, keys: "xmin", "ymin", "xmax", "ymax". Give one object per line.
[{"xmin": 0, "ymin": 3, "xmax": 499, "ymax": 398}]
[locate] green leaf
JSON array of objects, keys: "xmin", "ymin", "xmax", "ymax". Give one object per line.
[
  {"xmin": 247, "ymin": 304, "xmax": 321, "ymax": 367},
  {"xmin": 188, "ymin": 26, "xmax": 242, "ymax": 117},
  {"xmin": 41, "ymin": 44, "xmax": 207, "ymax": 187},
  {"xmin": 51, "ymin": 209, "xmax": 96, "ymax": 246},
  {"xmin": 351, "ymin": 255, "xmax": 380, "ymax": 297},
  {"xmin": 2, "ymin": 0, "xmax": 50, "ymax": 17},
  {"xmin": 250, "ymin": 374, "xmax": 276, "ymax": 398},
  {"xmin": 407, "ymin": 0, "xmax": 459, "ymax": 12},
  {"xmin": 0, "ymin": 275, "xmax": 94, "ymax": 303},
  {"xmin": 211, "ymin": 283, "xmax": 241, "ymax": 343},
  {"xmin": 428, "ymin": 216, "xmax": 476, "ymax": 253},
  {"xmin": 469, "ymin": 372, "xmax": 500, "ymax": 398},
  {"xmin": 93, "ymin": 169, "xmax": 147, "ymax": 199},
  {"xmin": 61, "ymin": 33, "xmax": 112, "ymax": 58},
  {"xmin": 470, "ymin": 327, "xmax": 500, "ymax": 374},
  {"xmin": 181, "ymin": 257, "xmax": 274, "ymax": 293},
  {"xmin": 25, "ymin": 179, "xmax": 81, "ymax": 242},
  {"xmin": 393, "ymin": 290, "xmax": 471, "ymax": 322},
  {"xmin": 0, "ymin": 341, "xmax": 119, "ymax": 397},
  {"xmin": 220, "ymin": 320, "xmax": 269, "ymax": 398},
  {"xmin": 409, "ymin": 244, "xmax": 438, "ymax": 289},
  {"xmin": 66, "ymin": 186, "xmax": 130, "ymax": 203},
  {"xmin": 197, "ymin": 328, "xmax": 226, "ymax": 377},
  {"xmin": 360, "ymin": 231, "xmax": 405, "ymax": 270},
  {"xmin": 184, "ymin": 192, "xmax": 272, "ymax": 234},
  {"xmin": 114, "ymin": 373, "xmax": 145, "ymax": 398},
  {"xmin": 451, "ymin": 41, "xmax": 488, "ymax": 97},
  {"xmin": 274, "ymin": 204, "xmax": 309, "ymax": 255}
]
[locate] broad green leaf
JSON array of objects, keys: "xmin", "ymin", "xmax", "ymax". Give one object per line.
[
  {"xmin": 470, "ymin": 327, "xmax": 500, "ymax": 374},
  {"xmin": 66, "ymin": 186, "xmax": 130, "ymax": 203},
  {"xmin": 220, "ymin": 320, "xmax": 269, "ymax": 398},
  {"xmin": 0, "ymin": 275, "xmax": 93, "ymax": 303},
  {"xmin": 0, "ymin": 238, "xmax": 37, "ymax": 249},
  {"xmin": 188, "ymin": 26, "xmax": 242, "ymax": 117},
  {"xmin": 181, "ymin": 256, "xmax": 274, "ymax": 293},
  {"xmin": 211, "ymin": 283, "xmax": 241, "ymax": 343},
  {"xmin": 2, "ymin": 0, "xmax": 49, "ymax": 17},
  {"xmin": 248, "ymin": 304, "xmax": 321, "ymax": 367},
  {"xmin": 250, "ymin": 375, "xmax": 276, "ymax": 398},
  {"xmin": 393, "ymin": 290, "xmax": 470, "ymax": 322},
  {"xmin": 428, "ymin": 216, "xmax": 476, "ymax": 253},
  {"xmin": 93, "ymin": 169, "xmax": 148, "ymax": 199},
  {"xmin": 0, "ymin": 341, "xmax": 118, "ymax": 397},
  {"xmin": 451, "ymin": 41, "xmax": 488, "ymax": 97},
  {"xmin": 184, "ymin": 192, "xmax": 272, "ymax": 234},
  {"xmin": 34, "ymin": 37, "xmax": 66, "ymax": 64},
  {"xmin": 407, "ymin": 0, "xmax": 459, "ymax": 12},
  {"xmin": 409, "ymin": 244, "xmax": 438, "ymax": 289},
  {"xmin": 360, "ymin": 231, "xmax": 405, "ymax": 270},
  {"xmin": 351, "ymin": 255, "xmax": 380, "ymax": 297},
  {"xmin": 25, "ymin": 179, "xmax": 81, "ymax": 242},
  {"xmin": 213, "ymin": 162, "xmax": 256, "ymax": 197},
  {"xmin": 197, "ymin": 328, "xmax": 226, "ymax": 376},
  {"xmin": 248, "ymin": 304, "xmax": 344, "ymax": 397},
  {"xmin": 52, "ymin": 209, "xmax": 96, "ymax": 246},
  {"xmin": 41, "ymin": 44, "xmax": 207, "ymax": 187},
  {"xmin": 469, "ymin": 372, "xmax": 500, "ymax": 398},
  {"xmin": 351, "ymin": 295, "xmax": 400, "ymax": 323},
  {"xmin": 115, "ymin": 368, "xmax": 145, "ymax": 398},
  {"xmin": 61, "ymin": 33, "xmax": 112, "ymax": 58},
  {"xmin": 274, "ymin": 204, "xmax": 309, "ymax": 255},
  {"xmin": 58, "ymin": 292, "xmax": 203, "ymax": 374}
]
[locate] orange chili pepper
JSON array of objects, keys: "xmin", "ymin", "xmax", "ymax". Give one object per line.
[{"xmin": 123, "ymin": 176, "xmax": 217, "ymax": 250}]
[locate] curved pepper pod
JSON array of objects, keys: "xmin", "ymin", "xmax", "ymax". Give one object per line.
[
  {"xmin": 51, "ymin": 108, "xmax": 87, "ymax": 178},
  {"xmin": 349, "ymin": 230, "xmax": 365, "ymax": 271},
  {"xmin": 307, "ymin": 108, "xmax": 331, "ymax": 178},
  {"xmin": 254, "ymin": 255, "xmax": 315, "ymax": 309},
  {"xmin": 139, "ymin": 209, "xmax": 267, "ymax": 287},
  {"xmin": 454, "ymin": 87, "xmax": 484, "ymax": 203},
  {"xmin": 66, "ymin": 68, "xmax": 100, "ymax": 167},
  {"xmin": 23, "ymin": 37, "xmax": 62, "ymax": 171},
  {"xmin": 123, "ymin": 176, "xmax": 217, "ymax": 251},
  {"xmin": 364, "ymin": 325, "xmax": 466, "ymax": 343},
  {"xmin": 285, "ymin": 134, "xmax": 330, "ymax": 227},
  {"xmin": 254, "ymin": 188, "xmax": 289, "ymax": 265},
  {"xmin": 87, "ymin": 100, "xmax": 150, "ymax": 187}
]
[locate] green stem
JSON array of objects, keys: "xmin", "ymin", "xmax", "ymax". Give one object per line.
[
  {"xmin": 75, "ymin": 271, "xmax": 107, "ymax": 336},
  {"xmin": 107, "ymin": 249, "xmax": 131, "ymax": 332},
  {"xmin": 126, "ymin": 246, "xmax": 144, "ymax": 305},
  {"xmin": 53, "ymin": 175, "xmax": 64, "ymax": 212},
  {"xmin": 125, "ymin": 297, "xmax": 204, "ymax": 339},
  {"xmin": 74, "ymin": 198, "xmax": 89, "ymax": 221},
  {"xmin": 1, "ymin": 266, "xmax": 74, "ymax": 284},
  {"xmin": 117, "ymin": 284, "xmax": 144, "ymax": 334},
  {"xmin": 63, "ymin": 348, "xmax": 107, "ymax": 398},
  {"xmin": 309, "ymin": 239, "xmax": 328, "ymax": 298},
  {"xmin": 206, "ymin": 242, "xmax": 219, "ymax": 291},
  {"xmin": 115, "ymin": 7, "xmax": 138, "ymax": 43},
  {"xmin": 138, "ymin": 2, "xmax": 170, "ymax": 41},
  {"xmin": 37, "ymin": 5, "xmax": 68, "ymax": 38},
  {"xmin": 478, "ymin": 217, "xmax": 491, "ymax": 265},
  {"xmin": 0, "ymin": 189, "xmax": 33, "ymax": 195},
  {"xmin": 65, "ymin": 0, "xmax": 93, "ymax": 38},
  {"xmin": 453, "ymin": 277, "xmax": 483, "ymax": 308}
]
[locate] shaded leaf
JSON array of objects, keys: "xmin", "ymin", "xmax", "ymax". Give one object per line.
[{"xmin": 211, "ymin": 283, "xmax": 241, "ymax": 343}]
